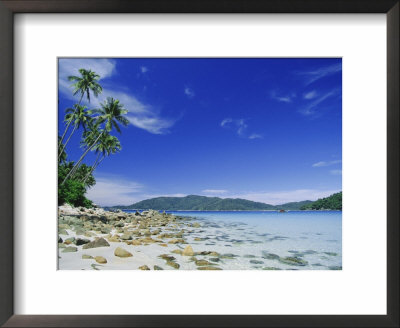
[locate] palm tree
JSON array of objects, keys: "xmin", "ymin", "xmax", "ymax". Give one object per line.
[
  {"xmin": 58, "ymin": 68, "xmax": 102, "ymax": 147},
  {"xmin": 61, "ymin": 97, "xmax": 129, "ymax": 185},
  {"xmin": 82, "ymin": 134, "xmax": 121, "ymax": 184},
  {"xmin": 58, "ymin": 104, "xmax": 92, "ymax": 161}
]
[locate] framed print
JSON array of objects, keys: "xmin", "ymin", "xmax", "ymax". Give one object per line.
[{"xmin": 0, "ymin": 0, "xmax": 398, "ymax": 327}]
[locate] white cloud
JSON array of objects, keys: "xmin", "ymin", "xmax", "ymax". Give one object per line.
[
  {"xmin": 236, "ymin": 119, "xmax": 248, "ymax": 136},
  {"xmin": 221, "ymin": 118, "xmax": 262, "ymax": 139},
  {"xmin": 220, "ymin": 118, "xmax": 233, "ymax": 127},
  {"xmin": 140, "ymin": 66, "xmax": 148, "ymax": 73},
  {"xmin": 249, "ymin": 133, "xmax": 263, "ymax": 140},
  {"xmin": 127, "ymin": 115, "xmax": 175, "ymax": 135},
  {"xmin": 270, "ymin": 91, "xmax": 295, "ymax": 103},
  {"xmin": 312, "ymin": 160, "xmax": 342, "ymax": 167},
  {"xmin": 303, "ymin": 90, "xmax": 317, "ymax": 99},
  {"xmin": 202, "ymin": 189, "xmax": 228, "ymax": 194},
  {"xmin": 299, "ymin": 90, "xmax": 337, "ymax": 116},
  {"xmin": 184, "ymin": 87, "xmax": 195, "ymax": 98},
  {"xmin": 86, "ymin": 174, "xmax": 143, "ymax": 206},
  {"xmin": 59, "ymin": 58, "xmax": 175, "ymax": 135},
  {"xmin": 298, "ymin": 63, "xmax": 342, "ymax": 85},
  {"xmin": 330, "ymin": 169, "xmax": 342, "ymax": 175}
]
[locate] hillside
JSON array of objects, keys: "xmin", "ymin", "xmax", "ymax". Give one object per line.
[
  {"xmin": 300, "ymin": 192, "xmax": 342, "ymax": 210},
  {"xmin": 113, "ymin": 195, "xmax": 314, "ymax": 211}
]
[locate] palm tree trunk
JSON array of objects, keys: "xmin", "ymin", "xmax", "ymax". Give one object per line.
[
  {"xmin": 58, "ymin": 93, "xmax": 84, "ymax": 147},
  {"xmin": 82, "ymin": 152, "xmax": 101, "ymax": 182},
  {"xmin": 83, "ymin": 154, "xmax": 105, "ymax": 184},
  {"xmin": 61, "ymin": 130, "xmax": 104, "ymax": 185},
  {"xmin": 58, "ymin": 124, "xmax": 77, "ymax": 161}
]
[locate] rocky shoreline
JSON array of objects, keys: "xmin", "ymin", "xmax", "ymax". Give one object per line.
[{"xmin": 58, "ymin": 204, "xmax": 225, "ymax": 270}]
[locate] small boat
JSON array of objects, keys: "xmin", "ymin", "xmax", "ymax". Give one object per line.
[{"xmin": 279, "ymin": 209, "xmax": 286, "ymax": 213}]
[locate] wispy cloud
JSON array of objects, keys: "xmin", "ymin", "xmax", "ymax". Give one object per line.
[
  {"xmin": 249, "ymin": 133, "xmax": 263, "ymax": 140},
  {"xmin": 312, "ymin": 160, "xmax": 342, "ymax": 167},
  {"xmin": 184, "ymin": 87, "xmax": 195, "ymax": 98},
  {"xmin": 86, "ymin": 174, "xmax": 143, "ymax": 206},
  {"xmin": 220, "ymin": 118, "xmax": 261, "ymax": 140},
  {"xmin": 202, "ymin": 189, "xmax": 228, "ymax": 194},
  {"xmin": 59, "ymin": 59, "xmax": 175, "ymax": 135},
  {"xmin": 270, "ymin": 90, "xmax": 295, "ymax": 103},
  {"xmin": 140, "ymin": 66, "xmax": 148, "ymax": 73},
  {"xmin": 303, "ymin": 90, "xmax": 317, "ymax": 99},
  {"xmin": 297, "ymin": 63, "xmax": 342, "ymax": 86},
  {"xmin": 330, "ymin": 169, "xmax": 342, "ymax": 175},
  {"xmin": 299, "ymin": 90, "xmax": 338, "ymax": 116},
  {"xmin": 220, "ymin": 118, "xmax": 233, "ymax": 127}
]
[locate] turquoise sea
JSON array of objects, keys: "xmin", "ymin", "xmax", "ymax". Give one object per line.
[{"xmin": 124, "ymin": 210, "xmax": 342, "ymax": 270}]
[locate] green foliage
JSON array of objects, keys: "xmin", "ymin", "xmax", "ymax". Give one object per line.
[
  {"xmin": 58, "ymin": 162, "xmax": 95, "ymax": 208},
  {"xmin": 300, "ymin": 192, "xmax": 342, "ymax": 210},
  {"xmin": 114, "ymin": 195, "xmax": 313, "ymax": 211}
]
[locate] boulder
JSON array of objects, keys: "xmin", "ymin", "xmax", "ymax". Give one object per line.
[
  {"xmin": 154, "ymin": 265, "xmax": 163, "ymax": 270},
  {"xmin": 182, "ymin": 245, "xmax": 195, "ymax": 256},
  {"xmin": 95, "ymin": 256, "xmax": 107, "ymax": 264},
  {"xmin": 82, "ymin": 254, "xmax": 93, "ymax": 259},
  {"xmin": 82, "ymin": 237, "xmax": 110, "ymax": 249},
  {"xmin": 76, "ymin": 238, "xmax": 90, "ymax": 246},
  {"xmin": 138, "ymin": 265, "xmax": 150, "ymax": 270},
  {"xmin": 197, "ymin": 266, "xmax": 222, "ymax": 270},
  {"xmin": 62, "ymin": 246, "xmax": 78, "ymax": 253},
  {"xmin": 166, "ymin": 261, "xmax": 180, "ymax": 269},
  {"xmin": 195, "ymin": 259, "xmax": 212, "ymax": 266},
  {"xmin": 114, "ymin": 247, "xmax": 133, "ymax": 258}
]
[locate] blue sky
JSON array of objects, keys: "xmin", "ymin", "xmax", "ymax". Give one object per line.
[{"xmin": 58, "ymin": 58, "xmax": 342, "ymax": 206}]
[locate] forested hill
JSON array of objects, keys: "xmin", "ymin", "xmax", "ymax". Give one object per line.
[
  {"xmin": 113, "ymin": 195, "xmax": 313, "ymax": 211},
  {"xmin": 300, "ymin": 192, "xmax": 342, "ymax": 210}
]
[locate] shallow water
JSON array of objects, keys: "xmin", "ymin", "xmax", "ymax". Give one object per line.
[{"xmin": 126, "ymin": 210, "xmax": 342, "ymax": 270}]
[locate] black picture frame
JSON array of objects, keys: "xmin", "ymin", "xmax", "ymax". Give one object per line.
[{"xmin": 0, "ymin": 1, "xmax": 398, "ymax": 327}]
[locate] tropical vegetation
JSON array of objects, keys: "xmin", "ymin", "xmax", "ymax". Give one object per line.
[
  {"xmin": 300, "ymin": 192, "xmax": 342, "ymax": 210},
  {"xmin": 58, "ymin": 68, "xmax": 129, "ymax": 207}
]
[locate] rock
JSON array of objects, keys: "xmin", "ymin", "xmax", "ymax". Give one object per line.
[
  {"xmin": 171, "ymin": 249, "xmax": 183, "ymax": 255},
  {"xmin": 197, "ymin": 266, "xmax": 222, "ymax": 270},
  {"xmin": 154, "ymin": 265, "xmax": 164, "ymax": 270},
  {"xmin": 262, "ymin": 267, "xmax": 282, "ymax": 270},
  {"xmin": 83, "ymin": 237, "xmax": 110, "ymax": 249},
  {"xmin": 76, "ymin": 238, "xmax": 90, "ymax": 246},
  {"xmin": 64, "ymin": 237, "xmax": 76, "ymax": 245},
  {"xmin": 59, "ymin": 229, "xmax": 69, "ymax": 236},
  {"xmin": 261, "ymin": 252, "xmax": 280, "ymax": 260},
  {"xmin": 59, "ymin": 224, "xmax": 70, "ymax": 230},
  {"xmin": 95, "ymin": 256, "xmax": 107, "ymax": 264},
  {"xmin": 192, "ymin": 222, "xmax": 201, "ymax": 228},
  {"xmin": 82, "ymin": 254, "xmax": 93, "ymax": 259},
  {"xmin": 250, "ymin": 260, "xmax": 264, "ymax": 264},
  {"xmin": 114, "ymin": 247, "xmax": 133, "ymax": 258},
  {"xmin": 158, "ymin": 254, "xmax": 176, "ymax": 261},
  {"xmin": 166, "ymin": 261, "xmax": 180, "ymax": 269},
  {"xmin": 58, "ymin": 243, "xmax": 66, "ymax": 248},
  {"xmin": 279, "ymin": 257, "xmax": 308, "ymax": 266},
  {"xmin": 58, "ymin": 237, "xmax": 63, "ymax": 243},
  {"xmin": 243, "ymin": 254, "xmax": 256, "ymax": 258},
  {"xmin": 209, "ymin": 257, "xmax": 220, "ymax": 262},
  {"xmin": 62, "ymin": 246, "xmax": 77, "ymax": 253},
  {"xmin": 107, "ymin": 235, "xmax": 121, "ymax": 243},
  {"xmin": 168, "ymin": 239, "xmax": 185, "ymax": 244},
  {"xmin": 139, "ymin": 265, "xmax": 150, "ymax": 270},
  {"xmin": 195, "ymin": 259, "xmax": 212, "ymax": 266},
  {"xmin": 328, "ymin": 266, "xmax": 342, "ymax": 270},
  {"xmin": 130, "ymin": 240, "xmax": 142, "ymax": 246},
  {"xmin": 182, "ymin": 245, "xmax": 195, "ymax": 256},
  {"xmin": 120, "ymin": 233, "xmax": 132, "ymax": 240},
  {"xmin": 324, "ymin": 252, "xmax": 338, "ymax": 256}
]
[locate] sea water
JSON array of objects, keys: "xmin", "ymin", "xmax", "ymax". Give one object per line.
[{"xmin": 124, "ymin": 210, "xmax": 342, "ymax": 270}]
